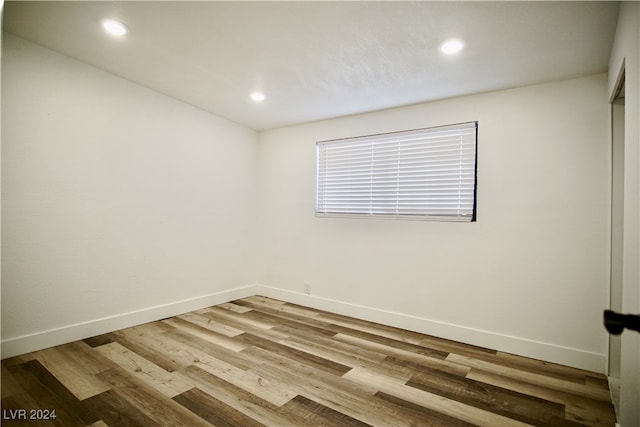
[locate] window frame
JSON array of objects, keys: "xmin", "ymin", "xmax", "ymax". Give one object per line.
[{"xmin": 315, "ymin": 121, "xmax": 478, "ymax": 222}]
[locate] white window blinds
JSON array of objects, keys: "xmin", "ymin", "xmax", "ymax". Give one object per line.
[{"xmin": 316, "ymin": 121, "xmax": 477, "ymax": 221}]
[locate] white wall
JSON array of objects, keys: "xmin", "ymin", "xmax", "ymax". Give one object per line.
[
  {"xmin": 0, "ymin": 31, "xmax": 615, "ymax": 376},
  {"xmin": 257, "ymin": 74, "xmax": 610, "ymax": 371},
  {"xmin": 608, "ymin": 3, "xmax": 640, "ymax": 425},
  {"xmin": 1, "ymin": 34, "xmax": 259, "ymax": 357}
]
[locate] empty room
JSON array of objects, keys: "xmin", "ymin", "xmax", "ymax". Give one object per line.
[{"xmin": 2, "ymin": 1, "xmax": 639, "ymax": 426}]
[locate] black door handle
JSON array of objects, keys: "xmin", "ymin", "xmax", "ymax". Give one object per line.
[{"xmin": 604, "ymin": 310, "xmax": 640, "ymax": 334}]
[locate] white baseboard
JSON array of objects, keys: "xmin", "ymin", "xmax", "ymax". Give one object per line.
[
  {"xmin": 254, "ymin": 285, "xmax": 607, "ymax": 373},
  {"xmin": 1, "ymin": 283, "xmax": 606, "ymax": 373},
  {"xmin": 0, "ymin": 285, "xmax": 258, "ymax": 359}
]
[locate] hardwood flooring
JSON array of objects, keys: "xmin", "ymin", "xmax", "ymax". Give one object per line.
[{"xmin": 1, "ymin": 296, "xmax": 616, "ymax": 426}]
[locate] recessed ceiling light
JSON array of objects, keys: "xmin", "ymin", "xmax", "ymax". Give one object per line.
[
  {"xmin": 440, "ymin": 39, "xmax": 464, "ymax": 55},
  {"xmin": 250, "ymin": 92, "xmax": 266, "ymax": 103},
  {"xmin": 102, "ymin": 19, "xmax": 128, "ymax": 37}
]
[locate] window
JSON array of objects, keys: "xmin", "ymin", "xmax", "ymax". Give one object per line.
[{"xmin": 316, "ymin": 121, "xmax": 477, "ymax": 221}]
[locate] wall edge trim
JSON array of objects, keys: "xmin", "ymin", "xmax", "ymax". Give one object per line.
[
  {"xmin": 1, "ymin": 283, "xmax": 605, "ymax": 373},
  {"xmin": 0, "ymin": 285, "xmax": 259, "ymax": 359},
  {"xmin": 255, "ymin": 285, "xmax": 606, "ymax": 373}
]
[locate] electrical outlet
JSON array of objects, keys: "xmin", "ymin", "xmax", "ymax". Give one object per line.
[{"xmin": 304, "ymin": 282, "xmax": 311, "ymax": 295}]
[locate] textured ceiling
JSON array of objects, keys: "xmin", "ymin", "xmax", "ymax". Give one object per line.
[{"xmin": 3, "ymin": 1, "xmax": 620, "ymax": 131}]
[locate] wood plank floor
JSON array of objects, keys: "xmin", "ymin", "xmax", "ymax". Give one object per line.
[{"xmin": 1, "ymin": 296, "xmax": 616, "ymax": 426}]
